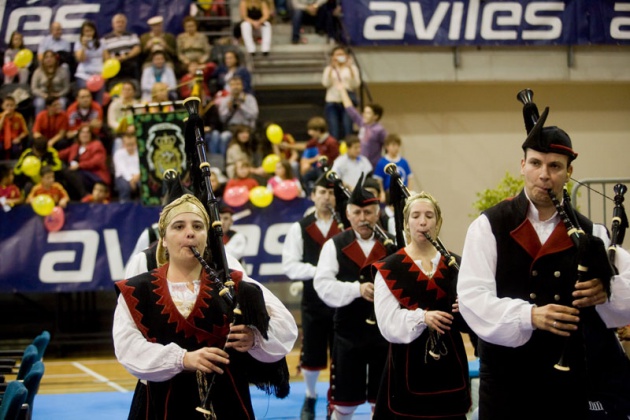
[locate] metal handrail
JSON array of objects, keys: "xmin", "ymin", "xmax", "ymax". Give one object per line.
[{"xmin": 571, "ymin": 177, "xmax": 630, "ymax": 228}]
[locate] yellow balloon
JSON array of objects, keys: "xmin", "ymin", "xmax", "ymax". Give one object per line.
[
  {"xmin": 22, "ymin": 156, "xmax": 42, "ymax": 177},
  {"xmin": 14, "ymin": 49, "xmax": 33, "ymax": 68},
  {"xmin": 262, "ymin": 154, "xmax": 281, "ymax": 173},
  {"xmin": 339, "ymin": 141, "xmax": 347, "ymax": 155},
  {"xmin": 109, "ymin": 82, "xmax": 124, "ymax": 97},
  {"xmin": 266, "ymin": 124, "xmax": 283, "ymax": 145},
  {"xmin": 32, "ymin": 194, "xmax": 55, "ymax": 216},
  {"xmin": 102, "ymin": 58, "xmax": 121, "ymax": 79},
  {"xmin": 198, "ymin": 0, "xmax": 212, "ymax": 11},
  {"xmin": 249, "ymin": 186, "xmax": 273, "ymax": 208}
]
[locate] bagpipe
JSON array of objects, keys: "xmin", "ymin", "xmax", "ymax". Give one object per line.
[
  {"xmin": 385, "ymin": 162, "xmax": 461, "ymax": 360},
  {"xmin": 182, "ymin": 97, "xmax": 287, "ymax": 417}
]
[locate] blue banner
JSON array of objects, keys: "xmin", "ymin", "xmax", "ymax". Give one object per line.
[
  {"xmin": 1, "ymin": 0, "xmax": 192, "ymax": 50},
  {"xmin": 340, "ymin": 0, "xmax": 630, "ymax": 46},
  {"xmin": 0, "ymin": 199, "xmax": 312, "ymax": 293}
]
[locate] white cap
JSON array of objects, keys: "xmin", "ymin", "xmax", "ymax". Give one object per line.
[{"xmin": 147, "ymin": 16, "xmax": 163, "ymax": 25}]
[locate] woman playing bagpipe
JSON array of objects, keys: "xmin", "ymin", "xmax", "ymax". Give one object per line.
[
  {"xmin": 112, "ymin": 97, "xmax": 298, "ymax": 419},
  {"xmin": 372, "ymin": 179, "xmax": 472, "ymax": 419}
]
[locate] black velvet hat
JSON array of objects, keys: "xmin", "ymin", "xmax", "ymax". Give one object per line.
[
  {"xmin": 521, "ymin": 107, "xmax": 578, "ymax": 161},
  {"xmin": 218, "ymin": 200, "xmax": 235, "ymax": 214},
  {"xmin": 363, "ymin": 176, "xmax": 381, "ymax": 194},
  {"xmin": 314, "ymin": 172, "xmax": 335, "ymax": 189},
  {"xmin": 348, "ymin": 173, "xmax": 379, "ymax": 207}
]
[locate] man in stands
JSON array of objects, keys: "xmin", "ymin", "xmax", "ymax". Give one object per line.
[
  {"xmin": 66, "ymin": 88, "xmax": 104, "ymax": 145},
  {"xmin": 102, "ymin": 13, "xmax": 142, "ymax": 82}
]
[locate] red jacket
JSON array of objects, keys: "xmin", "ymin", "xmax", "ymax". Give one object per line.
[{"xmin": 58, "ymin": 140, "xmax": 111, "ymax": 185}]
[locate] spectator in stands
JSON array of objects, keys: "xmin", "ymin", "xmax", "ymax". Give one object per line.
[
  {"xmin": 13, "ymin": 137, "xmax": 63, "ymax": 194},
  {"xmin": 30, "ymin": 50, "xmax": 71, "ymax": 116},
  {"xmin": 210, "ymin": 167, "xmax": 227, "ymax": 198},
  {"xmin": 225, "ymin": 125, "xmax": 265, "ymax": 179},
  {"xmin": 140, "ymin": 51, "xmax": 177, "ymax": 102},
  {"xmin": 37, "ymin": 22, "xmax": 72, "ymax": 65},
  {"xmin": 102, "ymin": 13, "xmax": 142, "ymax": 82},
  {"xmin": 176, "ymin": 16, "xmax": 212, "ymax": 75},
  {"xmin": 211, "ymin": 50, "xmax": 253, "ymax": 95},
  {"xmin": 291, "ymin": 0, "xmax": 332, "ymax": 44},
  {"xmin": 334, "ymin": 79, "xmax": 386, "ymax": 168},
  {"xmin": 0, "ymin": 96, "xmax": 29, "ymax": 160},
  {"xmin": 147, "ymin": 82, "xmax": 175, "ymax": 113},
  {"xmin": 3, "ymin": 31, "xmax": 30, "ymax": 85},
  {"xmin": 66, "ymin": 88, "xmax": 103, "ymax": 142},
  {"xmin": 322, "ymin": 45, "xmax": 360, "ymax": 141},
  {"xmin": 58, "ymin": 125, "xmax": 111, "ymax": 200},
  {"xmin": 0, "ymin": 163, "xmax": 24, "ymax": 211},
  {"xmin": 330, "ymin": 134, "xmax": 372, "ymax": 190},
  {"xmin": 372, "ymin": 133, "xmax": 414, "ymax": 200},
  {"xmin": 26, "ymin": 165, "xmax": 69, "ymax": 208},
  {"xmin": 107, "ymin": 81, "xmax": 140, "ymax": 154},
  {"xmin": 73, "ymin": 20, "xmax": 106, "ymax": 104},
  {"xmin": 81, "ymin": 181, "xmax": 110, "ymax": 204},
  {"xmin": 113, "ymin": 130, "xmax": 140, "ymax": 202},
  {"xmin": 225, "ymin": 159, "xmax": 260, "ymax": 191},
  {"xmin": 32, "ymin": 96, "xmax": 69, "ymax": 150},
  {"xmin": 219, "ymin": 200, "xmax": 247, "ymax": 264},
  {"xmin": 299, "ymin": 116, "xmax": 339, "ymax": 193},
  {"xmin": 238, "ymin": 0, "xmax": 272, "ymax": 57},
  {"xmin": 216, "ymin": 75, "xmax": 259, "ymax": 157},
  {"xmin": 267, "ymin": 159, "xmax": 304, "ymax": 197},
  {"xmin": 140, "ymin": 16, "xmax": 178, "ymax": 70},
  {"xmin": 178, "ymin": 61, "xmax": 215, "ymax": 104}
]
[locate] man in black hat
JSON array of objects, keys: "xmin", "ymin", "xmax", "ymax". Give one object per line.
[
  {"xmin": 282, "ymin": 173, "xmax": 341, "ymax": 420},
  {"xmin": 457, "ymin": 97, "xmax": 630, "ymax": 420},
  {"xmin": 313, "ymin": 174, "xmax": 389, "ymax": 420}
]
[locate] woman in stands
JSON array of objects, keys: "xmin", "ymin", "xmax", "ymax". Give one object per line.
[
  {"xmin": 211, "ymin": 50, "xmax": 253, "ymax": 95},
  {"xmin": 74, "ymin": 20, "xmax": 106, "ymax": 103},
  {"xmin": 30, "ymin": 50, "xmax": 71, "ymax": 116},
  {"xmin": 58, "ymin": 125, "xmax": 111, "ymax": 200},
  {"xmin": 3, "ymin": 31, "xmax": 31, "ymax": 85}
]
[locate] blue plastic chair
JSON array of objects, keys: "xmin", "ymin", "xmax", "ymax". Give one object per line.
[
  {"xmin": 31, "ymin": 331, "xmax": 50, "ymax": 361},
  {"xmin": 21, "ymin": 361, "xmax": 45, "ymax": 419},
  {"xmin": 15, "ymin": 346, "xmax": 38, "ymax": 382},
  {"xmin": 0, "ymin": 381, "xmax": 28, "ymax": 420}
]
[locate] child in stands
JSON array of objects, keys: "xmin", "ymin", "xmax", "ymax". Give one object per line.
[
  {"xmin": 26, "ymin": 165, "xmax": 70, "ymax": 208},
  {"xmin": 225, "ymin": 159, "xmax": 259, "ymax": 191},
  {"xmin": 372, "ymin": 133, "xmax": 414, "ymax": 200},
  {"xmin": 0, "ymin": 95, "xmax": 29, "ymax": 160},
  {"xmin": 0, "ymin": 163, "xmax": 24, "ymax": 211},
  {"xmin": 81, "ymin": 181, "xmax": 110, "ymax": 204}
]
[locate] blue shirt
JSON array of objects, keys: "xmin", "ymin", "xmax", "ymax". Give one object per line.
[{"xmin": 373, "ymin": 155, "xmax": 412, "ymax": 191}]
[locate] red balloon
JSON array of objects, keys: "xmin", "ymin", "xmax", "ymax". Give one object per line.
[
  {"xmin": 223, "ymin": 185, "xmax": 250, "ymax": 207},
  {"xmin": 44, "ymin": 206, "xmax": 65, "ymax": 232},
  {"xmin": 86, "ymin": 75, "xmax": 105, "ymax": 92},
  {"xmin": 2, "ymin": 62, "xmax": 18, "ymax": 78},
  {"xmin": 274, "ymin": 179, "xmax": 299, "ymax": 201},
  {"xmin": 102, "ymin": 92, "xmax": 111, "ymax": 107}
]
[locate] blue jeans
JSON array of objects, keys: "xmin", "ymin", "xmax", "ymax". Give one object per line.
[
  {"xmin": 205, "ymin": 129, "xmax": 230, "ymax": 157},
  {"xmin": 115, "ymin": 176, "xmax": 133, "ymax": 202},
  {"xmin": 324, "ymin": 102, "xmax": 353, "ymax": 141}
]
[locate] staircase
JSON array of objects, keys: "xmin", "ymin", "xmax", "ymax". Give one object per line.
[{"xmin": 248, "ymin": 22, "xmax": 332, "ymax": 140}]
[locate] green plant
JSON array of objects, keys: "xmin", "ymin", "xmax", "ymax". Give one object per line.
[
  {"xmin": 471, "ymin": 172, "xmax": 576, "ymax": 218},
  {"xmin": 471, "ymin": 172, "xmax": 524, "ymax": 217}
]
